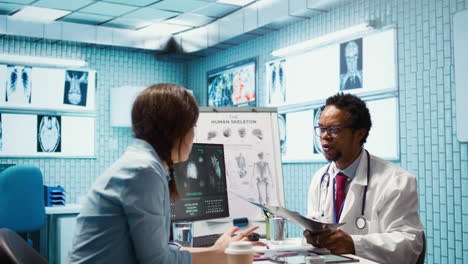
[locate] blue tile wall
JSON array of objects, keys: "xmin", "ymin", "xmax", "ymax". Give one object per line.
[
  {"xmin": 187, "ymin": 0, "xmax": 468, "ymax": 263},
  {"xmin": 0, "ymin": 37, "xmax": 187, "ymax": 204}
]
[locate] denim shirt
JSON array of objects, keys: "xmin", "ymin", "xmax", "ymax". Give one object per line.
[{"xmin": 69, "ymin": 139, "xmax": 192, "ymax": 264}]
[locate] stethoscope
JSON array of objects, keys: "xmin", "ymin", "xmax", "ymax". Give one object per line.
[{"xmin": 318, "ymin": 150, "xmax": 370, "ymax": 229}]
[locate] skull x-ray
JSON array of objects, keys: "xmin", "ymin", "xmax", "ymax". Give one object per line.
[
  {"xmin": 340, "ymin": 38, "xmax": 363, "ymax": 90},
  {"xmin": 63, "ymin": 70, "xmax": 88, "ymax": 106},
  {"xmin": 37, "ymin": 115, "xmax": 61, "ymax": 153},
  {"xmin": 5, "ymin": 65, "xmax": 32, "ymax": 105}
]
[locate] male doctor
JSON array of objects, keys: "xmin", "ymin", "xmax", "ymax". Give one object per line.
[{"xmin": 304, "ymin": 93, "xmax": 424, "ymax": 264}]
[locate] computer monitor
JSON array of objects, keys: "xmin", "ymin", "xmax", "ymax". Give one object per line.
[{"xmin": 171, "ymin": 143, "xmax": 229, "ymax": 222}]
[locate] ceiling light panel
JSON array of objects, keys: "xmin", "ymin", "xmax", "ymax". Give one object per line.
[
  {"xmin": 150, "ymin": 0, "xmax": 209, "ymax": 12},
  {"xmin": 60, "ymin": 12, "xmax": 113, "ymax": 25},
  {"xmin": 0, "ymin": 3, "xmax": 24, "ymax": 15},
  {"xmin": 103, "ymin": 17, "xmax": 151, "ymax": 30},
  {"xmin": 32, "ymin": 0, "xmax": 93, "ymax": 11},
  {"xmin": 138, "ymin": 22, "xmax": 191, "ymax": 35},
  {"xmin": 166, "ymin": 13, "xmax": 214, "ymax": 27},
  {"xmin": 11, "ymin": 6, "xmax": 69, "ymax": 22},
  {"xmin": 1, "ymin": 0, "xmax": 34, "ymax": 4},
  {"xmin": 191, "ymin": 2, "xmax": 239, "ymax": 17},
  {"xmin": 216, "ymin": 0, "xmax": 255, "ymax": 6},
  {"xmin": 103, "ymin": 0, "xmax": 162, "ymax": 7},
  {"xmin": 79, "ymin": 2, "xmax": 138, "ymax": 17},
  {"xmin": 123, "ymin": 7, "xmax": 179, "ymax": 20}
]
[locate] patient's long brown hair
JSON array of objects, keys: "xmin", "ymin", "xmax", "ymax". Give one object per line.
[{"xmin": 131, "ymin": 83, "xmax": 199, "ymax": 200}]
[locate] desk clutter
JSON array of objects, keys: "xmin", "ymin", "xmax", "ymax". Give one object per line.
[{"xmin": 44, "ymin": 185, "xmax": 66, "ymax": 206}]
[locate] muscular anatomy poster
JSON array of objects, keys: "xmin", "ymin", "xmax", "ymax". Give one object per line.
[{"xmin": 195, "ymin": 108, "xmax": 284, "ymax": 220}]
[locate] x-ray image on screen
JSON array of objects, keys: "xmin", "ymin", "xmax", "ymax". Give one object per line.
[
  {"xmin": 37, "ymin": 115, "xmax": 61, "ymax": 153},
  {"xmin": 266, "ymin": 59, "xmax": 286, "ymax": 106},
  {"xmin": 313, "ymin": 108, "xmax": 324, "ymax": 154},
  {"xmin": 63, "ymin": 70, "xmax": 88, "ymax": 106},
  {"xmin": 171, "ymin": 143, "xmax": 229, "ymax": 221},
  {"xmin": 5, "ymin": 65, "xmax": 32, "ymax": 105},
  {"xmin": 340, "ymin": 38, "xmax": 363, "ymax": 91}
]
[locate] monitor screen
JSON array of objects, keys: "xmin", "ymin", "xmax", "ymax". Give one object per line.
[
  {"xmin": 171, "ymin": 143, "xmax": 229, "ymax": 222},
  {"xmin": 207, "ymin": 58, "xmax": 256, "ymax": 107}
]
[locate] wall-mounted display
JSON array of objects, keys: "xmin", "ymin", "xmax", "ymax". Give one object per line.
[{"xmin": 207, "ymin": 58, "xmax": 256, "ymax": 107}]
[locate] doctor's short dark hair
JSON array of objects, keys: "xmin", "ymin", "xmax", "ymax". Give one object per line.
[{"xmin": 321, "ymin": 92, "xmax": 372, "ymax": 145}]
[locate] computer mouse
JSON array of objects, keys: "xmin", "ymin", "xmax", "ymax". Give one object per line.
[{"xmin": 247, "ymin": 232, "xmax": 261, "ymax": 241}]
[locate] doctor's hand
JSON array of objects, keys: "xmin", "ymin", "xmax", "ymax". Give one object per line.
[{"xmin": 303, "ymin": 229, "xmax": 355, "ymax": 255}]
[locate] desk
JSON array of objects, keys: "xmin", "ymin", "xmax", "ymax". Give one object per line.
[
  {"xmin": 253, "ymin": 238, "xmax": 378, "ymax": 264},
  {"xmin": 40, "ymin": 204, "xmax": 81, "ymax": 264}
]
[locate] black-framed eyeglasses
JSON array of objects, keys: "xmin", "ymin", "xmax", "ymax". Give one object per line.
[{"xmin": 314, "ymin": 125, "xmax": 351, "ymax": 137}]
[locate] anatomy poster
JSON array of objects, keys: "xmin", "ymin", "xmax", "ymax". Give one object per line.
[{"xmin": 195, "ymin": 109, "xmax": 284, "ymax": 220}]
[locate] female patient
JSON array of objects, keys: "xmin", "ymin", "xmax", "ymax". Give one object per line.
[{"xmin": 69, "ymin": 83, "xmax": 258, "ymax": 264}]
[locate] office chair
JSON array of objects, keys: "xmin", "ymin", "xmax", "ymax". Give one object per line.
[
  {"xmin": 0, "ymin": 165, "xmax": 46, "ymax": 254},
  {"xmin": 0, "ymin": 165, "xmax": 46, "ymax": 233},
  {"xmin": 0, "ymin": 228, "xmax": 48, "ymax": 264},
  {"xmin": 416, "ymin": 232, "xmax": 426, "ymax": 264}
]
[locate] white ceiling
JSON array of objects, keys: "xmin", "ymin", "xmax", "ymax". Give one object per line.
[{"xmin": 0, "ymin": 0, "xmax": 352, "ymax": 59}]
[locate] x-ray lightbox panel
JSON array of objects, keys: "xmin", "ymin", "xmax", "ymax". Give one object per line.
[
  {"xmin": 454, "ymin": 10, "xmax": 468, "ymax": 142},
  {"xmin": 110, "ymin": 86, "xmax": 145, "ymax": 127},
  {"xmin": 0, "ymin": 113, "xmax": 95, "ymax": 158}
]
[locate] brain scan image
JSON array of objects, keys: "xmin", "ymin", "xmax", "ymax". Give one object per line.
[
  {"xmin": 37, "ymin": 115, "xmax": 61, "ymax": 153},
  {"xmin": 5, "ymin": 65, "xmax": 32, "ymax": 105},
  {"xmin": 64, "ymin": 70, "xmax": 88, "ymax": 106}
]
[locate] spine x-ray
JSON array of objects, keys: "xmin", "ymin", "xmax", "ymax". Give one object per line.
[{"xmin": 63, "ymin": 70, "xmax": 88, "ymax": 106}]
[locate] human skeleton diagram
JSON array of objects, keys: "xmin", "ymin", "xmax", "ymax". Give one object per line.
[
  {"xmin": 65, "ymin": 71, "xmax": 88, "ymax": 105},
  {"xmin": 6, "ymin": 66, "xmax": 32, "ymax": 104},
  {"xmin": 252, "ymin": 152, "xmax": 273, "ymax": 204},
  {"xmin": 235, "ymin": 153, "xmax": 248, "ymax": 182},
  {"xmin": 38, "ymin": 116, "xmax": 61, "ymax": 152}
]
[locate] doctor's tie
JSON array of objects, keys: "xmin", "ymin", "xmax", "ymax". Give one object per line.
[{"xmin": 335, "ymin": 172, "xmax": 348, "ymax": 221}]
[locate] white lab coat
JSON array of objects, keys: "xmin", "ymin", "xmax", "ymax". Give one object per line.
[{"xmin": 307, "ymin": 150, "xmax": 424, "ymax": 264}]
